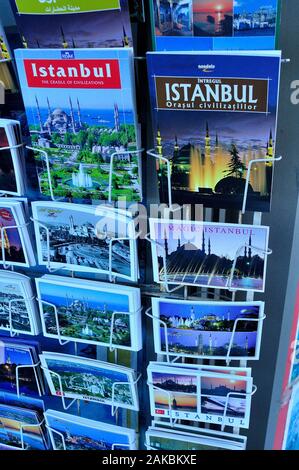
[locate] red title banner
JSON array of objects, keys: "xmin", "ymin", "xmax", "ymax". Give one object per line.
[{"xmin": 24, "ymin": 59, "xmax": 121, "ymax": 89}]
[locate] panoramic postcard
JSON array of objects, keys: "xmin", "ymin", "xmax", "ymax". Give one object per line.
[
  {"xmin": 152, "ymin": 0, "xmax": 279, "ymax": 50},
  {"xmin": 152, "ymin": 298, "xmax": 264, "ymax": 360},
  {"xmin": 150, "ymin": 219, "xmax": 269, "ymax": 292},
  {"xmin": 147, "ymin": 51, "xmax": 281, "ymax": 211},
  {"xmin": 11, "ymin": 0, "xmax": 133, "ymax": 49},
  {"xmin": 40, "ymin": 353, "xmax": 138, "ymax": 410},
  {"xmin": 148, "ymin": 364, "xmax": 252, "ymax": 427},
  {"xmin": 45, "ymin": 410, "xmax": 136, "ymax": 450},
  {"xmin": 15, "ymin": 47, "xmax": 141, "ymax": 202},
  {"xmin": 0, "ymin": 403, "xmax": 47, "ymax": 450},
  {"xmin": 32, "ymin": 202, "xmax": 137, "ymax": 281},
  {"xmin": 36, "ymin": 277, "xmax": 141, "ymax": 351}
]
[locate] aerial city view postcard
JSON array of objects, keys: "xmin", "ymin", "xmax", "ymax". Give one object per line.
[
  {"xmin": 15, "ymin": 47, "xmax": 141, "ymax": 202},
  {"xmin": 149, "ymin": 219, "xmax": 270, "ymax": 292},
  {"xmin": 147, "ymin": 50, "xmax": 281, "ymax": 211},
  {"xmin": 36, "ymin": 275, "xmax": 142, "ymax": 351},
  {"xmin": 45, "ymin": 410, "xmax": 136, "ymax": 450},
  {"xmin": 151, "ymin": 298, "xmax": 264, "ymax": 360},
  {"xmin": 151, "ymin": 0, "xmax": 280, "ymax": 51},
  {"xmin": 11, "ymin": 0, "xmax": 133, "ymax": 49}
]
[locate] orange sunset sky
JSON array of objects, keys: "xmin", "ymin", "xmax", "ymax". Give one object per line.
[{"xmin": 193, "ymin": 0, "xmax": 233, "ymax": 14}]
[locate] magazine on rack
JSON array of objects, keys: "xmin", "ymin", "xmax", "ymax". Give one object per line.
[
  {"xmin": 32, "ymin": 202, "xmax": 138, "ymax": 282},
  {"xmin": 148, "ymin": 362, "xmax": 253, "ymax": 428},
  {"xmin": 149, "ymin": 219, "xmax": 270, "ymax": 292},
  {"xmin": 147, "ymin": 50, "xmax": 281, "ymax": 212},
  {"xmin": 36, "ymin": 275, "xmax": 142, "ymax": 351},
  {"xmin": 45, "ymin": 409, "xmax": 136, "ymax": 450},
  {"xmin": 0, "ymin": 271, "xmax": 40, "ymax": 336},
  {"xmin": 150, "ymin": 0, "xmax": 280, "ymax": 51},
  {"xmin": 15, "ymin": 47, "xmax": 141, "ymax": 202},
  {"xmin": 10, "ymin": 0, "xmax": 133, "ymax": 49},
  {"xmin": 40, "ymin": 352, "xmax": 139, "ymax": 410},
  {"xmin": 151, "ymin": 297, "xmax": 264, "ymax": 360},
  {"xmin": 0, "ymin": 200, "xmax": 35, "ymax": 268}
]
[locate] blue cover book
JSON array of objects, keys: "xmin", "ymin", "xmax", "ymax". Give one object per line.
[
  {"xmin": 15, "ymin": 48, "xmax": 141, "ymax": 202},
  {"xmin": 147, "ymin": 50, "xmax": 281, "ymax": 212},
  {"xmin": 151, "ymin": 0, "xmax": 280, "ymax": 51}
]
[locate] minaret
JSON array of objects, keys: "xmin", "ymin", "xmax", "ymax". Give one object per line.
[
  {"xmin": 248, "ymin": 235, "xmax": 252, "ymax": 260},
  {"xmin": 197, "ymin": 335, "xmax": 203, "ymax": 355},
  {"xmin": 208, "ymin": 238, "xmax": 211, "ymax": 256},
  {"xmin": 268, "ymin": 130, "xmax": 273, "ymax": 158},
  {"xmin": 114, "ymin": 103, "xmax": 120, "ymax": 132},
  {"xmin": 122, "ymin": 25, "xmax": 130, "ymax": 47},
  {"xmin": 61, "ymin": 26, "xmax": 68, "ymax": 49},
  {"xmin": 69, "ymin": 215, "xmax": 75, "ymax": 235},
  {"xmin": 205, "ymin": 122, "xmax": 211, "ymax": 155},
  {"xmin": 47, "ymin": 97, "xmax": 51, "ymax": 117},
  {"xmin": 215, "ymin": 132, "xmax": 219, "ymax": 149},
  {"xmin": 72, "ymin": 38, "xmax": 76, "ymax": 49},
  {"xmin": 209, "ymin": 334, "xmax": 213, "ymax": 355},
  {"xmin": 77, "ymin": 98, "xmax": 82, "ymax": 128},
  {"xmin": 156, "ymin": 128, "xmax": 163, "ymax": 156},
  {"xmin": 69, "ymin": 97, "xmax": 76, "ymax": 133},
  {"xmin": 245, "ymin": 336, "xmax": 248, "ymax": 354},
  {"xmin": 227, "ymin": 310, "xmax": 230, "ymax": 322},
  {"xmin": 174, "ymin": 136, "xmax": 179, "ymax": 156},
  {"xmin": 244, "ymin": 245, "xmax": 248, "ymax": 258},
  {"xmin": 202, "ymin": 231, "xmax": 206, "ymax": 254},
  {"xmin": 35, "ymin": 96, "xmax": 43, "ymax": 132}
]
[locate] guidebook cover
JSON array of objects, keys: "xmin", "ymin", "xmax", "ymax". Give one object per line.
[
  {"xmin": 147, "ymin": 51, "xmax": 281, "ymax": 211},
  {"xmin": 11, "ymin": 0, "xmax": 133, "ymax": 49},
  {"xmin": 151, "ymin": 0, "xmax": 280, "ymax": 51},
  {"xmin": 15, "ymin": 48, "xmax": 141, "ymax": 202}
]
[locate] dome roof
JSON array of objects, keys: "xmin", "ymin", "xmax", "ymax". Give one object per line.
[{"xmin": 52, "ymin": 108, "xmax": 67, "ymax": 116}]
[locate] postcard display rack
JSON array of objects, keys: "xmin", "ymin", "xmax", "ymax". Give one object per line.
[{"xmin": 0, "ymin": 0, "xmax": 290, "ymax": 452}]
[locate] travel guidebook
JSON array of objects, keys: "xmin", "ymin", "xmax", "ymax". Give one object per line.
[
  {"xmin": 151, "ymin": 298, "xmax": 264, "ymax": 360},
  {"xmin": 32, "ymin": 202, "xmax": 138, "ymax": 282},
  {"xmin": 39, "ymin": 352, "xmax": 139, "ymax": 410},
  {"xmin": 36, "ymin": 275, "xmax": 142, "ymax": 351},
  {"xmin": 147, "ymin": 51, "xmax": 281, "ymax": 211},
  {"xmin": 10, "ymin": 0, "xmax": 133, "ymax": 49},
  {"xmin": 15, "ymin": 47, "xmax": 141, "ymax": 202},
  {"xmin": 151, "ymin": 0, "xmax": 280, "ymax": 51},
  {"xmin": 44, "ymin": 410, "xmax": 136, "ymax": 450},
  {"xmin": 0, "ymin": 271, "xmax": 40, "ymax": 336},
  {"xmin": 148, "ymin": 363, "xmax": 253, "ymax": 428},
  {"xmin": 149, "ymin": 219, "xmax": 269, "ymax": 292}
]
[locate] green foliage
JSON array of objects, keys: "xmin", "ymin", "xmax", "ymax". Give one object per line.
[{"xmin": 224, "ymin": 144, "xmax": 247, "ymax": 178}]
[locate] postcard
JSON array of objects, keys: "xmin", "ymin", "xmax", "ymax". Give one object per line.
[
  {"xmin": 290, "ymin": 319, "xmax": 299, "ymax": 384},
  {"xmin": 146, "ymin": 428, "xmax": 246, "ymax": 451},
  {"xmin": 149, "ymin": 219, "xmax": 270, "ymax": 292},
  {"xmin": 152, "ymin": 297, "xmax": 264, "ymax": 360},
  {"xmin": 147, "ymin": 50, "xmax": 281, "ymax": 212},
  {"xmin": 40, "ymin": 352, "xmax": 139, "ymax": 410},
  {"xmin": 0, "ymin": 200, "xmax": 35, "ymax": 268},
  {"xmin": 0, "ymin": 391, "xmax": 45, "ymax": 417},
  {"xmin": 15, "ymin": 47, "xmax": 141, "ymax": 203},
  {"xmin": 0, "ymin": 271, "xmax": 39, "ymax": 336},
  {"xmin": 0, "ymin": 403, "xmax": 47, "ymax": 450},
  {"xmin": 11, "ymin": 0, "xmax": 133, "ymax": 49},
  {"xmin": 0, "ymin": 339, "xmax": 43, "ymax": 396},
  {"xmin": 0, "ymin": 119, "xmax": 24, "ymax": 196},
  {"xmin": 32, "ymin": 202, "xmax": 138, "ymax": 281},
  {"xmin": 148, "ymin": 363, "xmax": 253, "ymax": 428},
  {"xmin": 45, "ymin": 409, "xmax": 136, "ymax": 450},
  {"xmin": 283, "ymin": 382, "xmax": 299, "ymax": 450},
  {"xmin": 151, "ymin": 1, "xmax": 280, "ymax": 51},
  {"xmin": 36, "ymin": 275, "xmax": 142, "ymax": 351}
]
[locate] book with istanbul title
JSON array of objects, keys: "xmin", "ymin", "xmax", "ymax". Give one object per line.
[{"xmin": 147, "ymin": 50, "xmax": 281, "ymax": 211}]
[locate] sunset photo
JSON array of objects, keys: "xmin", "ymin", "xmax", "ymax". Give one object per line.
[{"xmin": 193, "ymin": 0, "xmax": 233, "ymax": 36}]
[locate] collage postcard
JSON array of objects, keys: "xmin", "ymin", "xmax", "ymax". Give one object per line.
[
  {"xmin": 45, "ymin": 409, "xmax": 136, "ymax": 451},
  {"xmin": 32, "ymin": 202, "xmax": 138, "ymax": 281},
  {"xmin": 40, "ymin": 352, "xmax": 139, "ymax": 410},
  {"xmin": 0, "ymin": 271, "xmax": 40, "ymax": 336},
  {"xmin": 151, "ymin": 297, "xmax": 264, "ymax": 361},
  {"xmin": 36, "ymin": 275, "xmax": 142, "ymax": 351},
  {"xmin": 147, "ymin": 50, "xmax": 281, "ymax": 212},
  {"xmin": 151, "ymin": 0, "xmax": 279, "ymax": 51},
  {"xmin": 0, "ymin": 119, "xmax": 25, "ymax": 196},
  {"xmin": 148, "ymin": 362, "xmax": 253, "ymax": 428},
  {"xmin": 0, "ymin": 200, "xmax": 35, "ymax": 268},
  {"xmin": 146, "ymin": 421, "xmax": 247, "ymax": 451},
  {"xmin": 0, "ymin": 338, "xmax": 44, "ymax": 396},
  {"xmin": 149, "ymin": 219, "xmax": 270, "ymax": 292},
  {"xmin": 15, "ymin": 46, "xmax": 142, "ymax": 203},
  {"xmin": 11, "ymin": 0, "xmax": 133, "ymax": 49}
]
